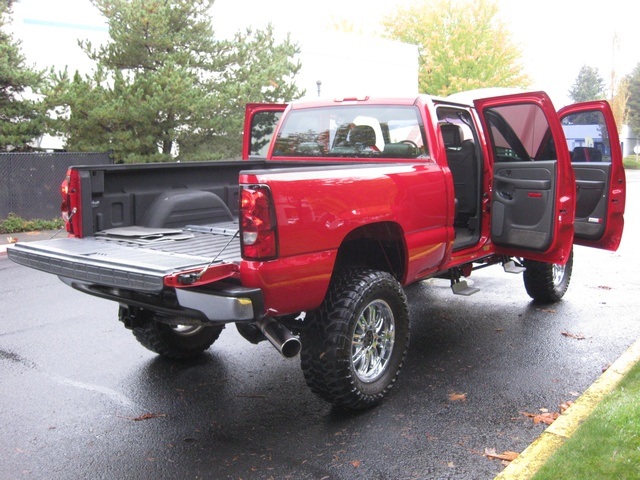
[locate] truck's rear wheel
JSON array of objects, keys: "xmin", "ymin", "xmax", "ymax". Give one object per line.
[
  {"xmin": 300, "ymin": 269, "xmax": 410, "ymax": 409},
  {"xmin": 522, "ymin": 249, "xmax": 573, "ymax": 303},
  {"xmin": 132, "ymin": 316, "xmax": 224, "ymax": 359}
]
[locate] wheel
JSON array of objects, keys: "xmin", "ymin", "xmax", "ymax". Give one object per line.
[
  {"xmin": 300, "ymin": 269, "xmax": 410, "ymax": 409},
  {"xmin": 132, "ymin": 315, "xmax": 224, "ymax": 359},
  {"xmin": 522, "ymin": 249, "xmax": 573, "ymax": 303}
]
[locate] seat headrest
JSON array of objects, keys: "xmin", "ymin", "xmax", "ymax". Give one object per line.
[
  {"xmin": 572, "ymin": 146, "xmax": 602, "ymax": 162},
  {"xmin": 440, "ymin": 123, "xmax": 463, "ymax": 148},
  {"xmin": 350, "ymin": 125, "xmax": 377, "ymax": 146}
]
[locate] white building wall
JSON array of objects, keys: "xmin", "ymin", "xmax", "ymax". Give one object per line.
[{"xmin": 295, "ymin": 32, "xmax": 418, "ymax": 100}]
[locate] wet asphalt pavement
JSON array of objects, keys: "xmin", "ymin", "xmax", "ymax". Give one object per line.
[{"xmin": 1, "ymin": 170, "xmax": 639, "ymax": 480}]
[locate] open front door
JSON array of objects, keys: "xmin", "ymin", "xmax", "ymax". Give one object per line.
[
  {"xmin": 558, "ymin": 101, "xmax": 625, "ymax": 251},
  {"xmin": 242, "ymin": 103, "xmax": 288, "ymax": 160},
  {"xmin": 475, "ymin": 92, "xmax": 575, "ymax": 265}
]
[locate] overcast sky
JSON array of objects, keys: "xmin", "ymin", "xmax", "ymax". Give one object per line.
[{"xmin": 8, "ymin": 0, "xmax": 640, "ymax": 107}]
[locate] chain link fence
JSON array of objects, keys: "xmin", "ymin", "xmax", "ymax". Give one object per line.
[{"xmin": 0, "ymin": 152, "xmax": 113, "ymax": 219}]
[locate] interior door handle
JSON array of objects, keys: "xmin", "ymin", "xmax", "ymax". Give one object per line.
[{"xmin": 498, "ymin": 190, "xmax": 513, "ymax": 200}]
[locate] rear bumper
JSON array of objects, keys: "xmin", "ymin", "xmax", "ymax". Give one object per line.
[
  {"xmin": 8, "ymin": 237, "xmax": 261, "ymax": 324},
  {"xmin": 61, "ymin": 277, "xmax": 265, "ymax": 324}
]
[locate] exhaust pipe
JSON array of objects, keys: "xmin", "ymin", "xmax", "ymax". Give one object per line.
[{"xmin": 257, "ymin": 317, "xmax": 301, "ymax": 358}]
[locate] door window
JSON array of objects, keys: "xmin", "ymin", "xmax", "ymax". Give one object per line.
[
  {"xmin": 250, "ymin": 110, "xmax": 283, "ymax": 157},
  {"xmin": 484, "ymin": 103, "xmax": 555, "ymax": 163},
  {"xmin": 561, "ymin": 110, "xmax": 610, "ymax": 163}
]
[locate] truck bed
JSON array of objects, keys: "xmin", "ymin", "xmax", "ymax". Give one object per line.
[{"xmin": 7, "ymin": 222, "xmax": 240, "ymax": 293}]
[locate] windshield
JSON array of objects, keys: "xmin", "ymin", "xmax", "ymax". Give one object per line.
[{"xmin": 272, "ymin": 105, "xmax": 429, "ymax": 159}]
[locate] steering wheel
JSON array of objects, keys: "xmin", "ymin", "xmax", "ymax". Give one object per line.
[{"xmin": 400, "ymin": 140, "xmax": 419, "ymax": 149}]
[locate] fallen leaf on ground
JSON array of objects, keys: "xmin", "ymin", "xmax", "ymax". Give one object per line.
[
  {"xmin": 559, "ymin": 401, "xmax": 574, "ymax": 413},
  {"xmin": 521, "ymin": 411, "xmax": 559, "ymax": 425},
  {"xmin": 350, "ymin": 460, "xmax": 361, "ymax": 468},
  {"xmin": 132, "ymin": 412, "xmax": 166, "ymax": 421},
  {"xmin": 448, "ymin": 392, "xmax": 467, "ymax": 402},
  {"xmin": 484, "ymin": 448, "xmax": 519, "ymax": 462},
  {"xmin": 561, "ymin": 331, "xmax": 586, "ymax": 340},
  {"xmin": 6, "ymin": 236, "xmax": 18, "ymax": 244}
]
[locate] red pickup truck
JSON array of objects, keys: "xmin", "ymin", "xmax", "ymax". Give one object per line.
[{"xmin": 8, "ymin": 91, "xmax": 626, "ymax": 409}]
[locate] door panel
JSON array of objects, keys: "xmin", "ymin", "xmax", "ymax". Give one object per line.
[
  {"xmin": 573, "ymin": 164, "xmax": 610, "ymax": 240},
  {"xmin": 475, "ymin": 92, "xmax": 575, "ymax": 264},
  {"xmin": 492, "ymin": 162, "xmax": 556, "ymax": 250},
  {"xmin": 558, "ymin": 101, "xmax": 625, "ymax": 251}
]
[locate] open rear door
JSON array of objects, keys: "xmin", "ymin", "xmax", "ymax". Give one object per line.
[
  {"xmin": 242, "ymin": 103, "xmax": 288, "ymax": 160},
  {"xmin": 474, "ymin": 92, "xmax": 575, "ymax": 264},
  {"xmin": 558, "ymin": 101, "xmax": 625, "ymax": 251}
]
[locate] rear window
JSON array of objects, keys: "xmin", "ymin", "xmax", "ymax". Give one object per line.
[{"xmin": 272, "ymin": 105, "xmax": 429, "ymax": 159}]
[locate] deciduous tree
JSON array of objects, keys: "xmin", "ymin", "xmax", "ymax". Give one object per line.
[
  {"xmin": 609, "ymin": 76, "xmax": 629, "ymax": 135},
  {"xmin": 382, "ymin": 0, "xmax": 529, "ymax": 96},
  {"xmin": 627, "ymin": 63, "xmax": 640, "ymax": 136}
]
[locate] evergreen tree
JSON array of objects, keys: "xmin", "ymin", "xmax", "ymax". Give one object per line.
[
  {"xmin": 568, "ymin": 65, "xmax": 606, "ymax": 103},
  {"xmin": 382, "ymin": 0, "xmax": 529, "ymax": 96},
  {"xmin": 0, "ymin": 2, "xmax": 46, "ymax": 151},
  {"xmin": 46, "ymin": 0, "xmax": 303, "ymax": 162},
  {"xmin": 566, "ymin": 66, "xmax": 607, "ymax": 125}
]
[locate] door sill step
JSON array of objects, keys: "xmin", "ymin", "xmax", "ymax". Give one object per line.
[{"xmin": 451, "ymin": 280, "xmax": 480, "ymax": 296}]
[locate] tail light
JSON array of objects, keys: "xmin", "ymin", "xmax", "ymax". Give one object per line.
[
  {"xmin": 240, "ymin": 185, "xmax": 278, "ymax": 260},
  {"xmin": 61, "ymin": 168, "xmax": 81, "ymax": 236}
]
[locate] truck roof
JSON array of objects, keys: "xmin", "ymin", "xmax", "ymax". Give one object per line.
[
  {"xmin": 287, "ymin": 96, "xmax": 424, "ymax": 109},
  {"xmin": 286, "ymin": 88, "xmax": 531, "ymax": 110}
]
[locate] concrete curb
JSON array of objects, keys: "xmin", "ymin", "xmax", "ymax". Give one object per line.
[{"xmin": 494, "ymin": 337, "xmax": 640, "ymax": 479}]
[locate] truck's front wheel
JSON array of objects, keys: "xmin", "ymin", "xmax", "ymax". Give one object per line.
[
  {"xmin": 300, "ymin": 269, "xmax": 410, "ymax": 409},
  {"xmin": 522, "ymin": 249, "xmax": 573, "ymax": 303},
  {"xmin": 132, "ymin": 316, "xmax": 224, "ymax": 359}
]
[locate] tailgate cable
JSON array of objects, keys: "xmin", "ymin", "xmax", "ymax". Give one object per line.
[{"xmin": 179, "ymin": 229, "xmax": 239, "ymax": 285}]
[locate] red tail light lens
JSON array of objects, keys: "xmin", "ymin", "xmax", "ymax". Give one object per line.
[
  {"xmin": 60, "ymin": 169, "xmax": 81, "ymax": 236},
  {"xmin": 240, "ymin": 185, "xmax": 278, "ymax": 260}
]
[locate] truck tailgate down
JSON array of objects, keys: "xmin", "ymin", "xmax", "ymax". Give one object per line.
[{"xmin": 7, "ymin": 225, "xmax": 240, "ymax": 293}]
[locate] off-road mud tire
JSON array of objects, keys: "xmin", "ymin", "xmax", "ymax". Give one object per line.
[
  {"xmin": 523, "ymin": 249, "xmax": 573, "ymax": 303},
  {"xmin": 300, "ymin": 269, "xmax": 410, "ymax": 410},
  {"xmin": 132, "ymin": 317, "xmax": 223, "ymax": 359}
]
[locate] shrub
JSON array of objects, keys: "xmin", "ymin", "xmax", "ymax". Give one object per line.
[{"xmin": 0, "ymin": 214, "xmax": 64, "ymax": 234}]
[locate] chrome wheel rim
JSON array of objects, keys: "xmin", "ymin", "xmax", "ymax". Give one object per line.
[
  {"xmin": 351, "ymin": 299, "xmax": 396, "ymax": 383},
  {"xmin": 552, "ymin": 263, "xmax": 565, "ymax": 287}
]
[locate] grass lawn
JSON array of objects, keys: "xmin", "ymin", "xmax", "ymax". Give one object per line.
[
  {"xmin": 624, "ymin": 155, "xmax": 640, "ymax": 169},
  {"xmin": 532, "ymin": 361, "xmax": 640, "ymax": 479}
]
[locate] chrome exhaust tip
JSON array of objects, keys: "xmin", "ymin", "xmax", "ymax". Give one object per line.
[{"xmin": 257, "ymin": 317, "xmax": 301, "ymax": 358}]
